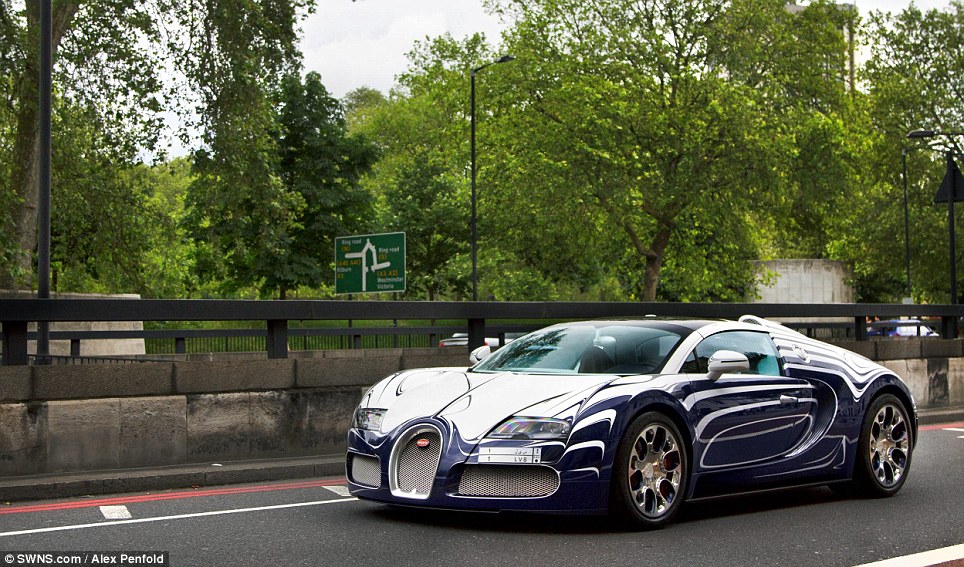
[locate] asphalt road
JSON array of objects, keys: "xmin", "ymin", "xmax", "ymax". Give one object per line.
[{"xmin": 1, "ymin": 422, "xmax": 961, "ymax": 567}]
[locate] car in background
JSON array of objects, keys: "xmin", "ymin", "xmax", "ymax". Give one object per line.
[
  {"xmin": 438, "ymin": 332, "xmax": 525, "ymax": 348},
  {"xmin": 438, "ymin": 333, "xmax": 469, "ymax": 347},
  {"xmin": 868, "ymin": 319, "xmax": 939, "ymax": 337},
  {"xmin": 348, "ymin": 315, "xmax": 916, "ymax": 529}
]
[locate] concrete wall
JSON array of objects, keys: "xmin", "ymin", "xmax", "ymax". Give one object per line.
[
  {"xmin": 753, "ymin": 259, "xmax": 853, "ymax": 304},
  {"xmin": 0, "ymin": 348, "xmax": 470, "ymax": 477},
  {"xmin": 0, "ymin": 290, "xmax": 145, "ymax": 356},
  {"xmin": 0, "ymin": 342, "xmax": 960, "ymax": 478}
]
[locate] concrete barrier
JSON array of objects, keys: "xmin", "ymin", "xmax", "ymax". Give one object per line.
[
  {"xmin": 0, "ymin": 290, "xmax": 146, "ymax": 357},
  {"xmin": 0, "ymin": 347, "xmax": 469, "ymax": 477},
  {"xmin": 0, "ymin": 341, "xmax": 961, "ymax": 478}
]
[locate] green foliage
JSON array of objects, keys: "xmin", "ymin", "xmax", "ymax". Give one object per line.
[
  {"xmin": 840, "ymin": 1, "xmax": 964, "ymax": 302},
  {"xmin": 380, "ymin": 157, "xmax": 470, "ymax": 300},
  {"xmin": 2, "ymin": 0, "xmax": 964, "ymax": 305},
  {"xmin": 481, "ymin": 0, "xmax": 792, "ymax": 300},
  {"xmin": 272, "ymin": 72, "xmax": 378, "ymax": 297},
  {"xmin": 348, "ymin": 35, "xmax": 495, "ymax": 300},
  {"xmin": 0, "ymin": 0, "xmax": 171, "ymax": 288},
  {"xmin": 52, "ymin": 141, "xmax": 195, "ymax": 297},
  {"xmin": 177, "ymin": 1, "xmax": 332, "ymax": 299}
]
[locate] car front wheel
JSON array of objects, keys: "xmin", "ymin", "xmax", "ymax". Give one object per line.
[
  {"xmin": 610, "ymin": 412, "xmax": 688, "ymax": 529},
  {"xmin": 854, "ymin": 393, "xmax": 913, "ymax": 497}
]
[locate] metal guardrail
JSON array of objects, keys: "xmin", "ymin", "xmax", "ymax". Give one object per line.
[
  {"xmin": 22, "ymin": 324, "xmax": 526, "ymax": 358},
  {"xmin": 2, "ymin": 299, "xmax": 963, "ymax": 366}
]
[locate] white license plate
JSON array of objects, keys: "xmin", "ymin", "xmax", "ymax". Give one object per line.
[{"xmin": 478, "ymin": 447, "xmax": 542, "ymax": 464}]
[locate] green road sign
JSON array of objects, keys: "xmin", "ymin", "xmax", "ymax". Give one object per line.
[{"xmin": 335, "ymin": 232, "xmax": 406, "ymax": 294}]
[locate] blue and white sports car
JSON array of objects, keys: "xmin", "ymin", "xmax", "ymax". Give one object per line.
[{"xmin": 345, "ymin": 316, "xmax": 916, "ymax": 528}]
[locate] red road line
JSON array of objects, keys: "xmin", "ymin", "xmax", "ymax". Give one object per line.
[
  {"xmin": 920, "ymin": 421, "xmax": 964, "ymax": 431},
  {"xmin": 0, "ymin": 478, "xmax": 348, "ymax": 515}
]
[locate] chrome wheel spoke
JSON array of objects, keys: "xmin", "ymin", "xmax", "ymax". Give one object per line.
[
  {"xmin": 626, "ymin": 423, "xmax": 683, "ymax": 519},
  {"xmin": 867, "ymin": 403, "xmax": 909, "ymax": 489}
]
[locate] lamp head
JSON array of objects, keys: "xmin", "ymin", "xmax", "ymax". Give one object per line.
[{"xmin": 907, "ymin": 129, "xmax": 937, "ymax": 139}]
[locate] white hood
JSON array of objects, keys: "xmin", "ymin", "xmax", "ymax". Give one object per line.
[{"xmin": 364, "ymin": 368, "xmax": 615, "ymax": 441}]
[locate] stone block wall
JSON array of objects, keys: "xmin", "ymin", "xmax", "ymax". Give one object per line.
[{"xmin": 0, "ymin": 347, "xmax": 470, "ymax": 477}]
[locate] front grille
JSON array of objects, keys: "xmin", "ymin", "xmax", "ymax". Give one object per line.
[
  {"xmin": 348, "ymin": 453, "xmax": 381, "ymax": 488},
  {"xmin": 458, "ymin": 465, "xmax": 560, "ymax": 497},
  {"xmin": 391, "ymin": 427, "xmax": 442, "ymax": 498}
]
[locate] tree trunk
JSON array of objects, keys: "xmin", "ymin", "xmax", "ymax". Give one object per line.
[
  {"xmin": 640, "ymin": 223, "xmax": 673, "ymax": 302},
  {"xmin": 0, "ymin": 2, "xmax": 79, "ymax": 290}
]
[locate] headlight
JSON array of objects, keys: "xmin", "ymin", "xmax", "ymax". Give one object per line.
[
  {"xmin": 487, "ymin": 417, "xmax": 571, "ymax": 440},
  {"xmin": 353, "ymin": 408, "xmax": 387, "ymax": 431}
]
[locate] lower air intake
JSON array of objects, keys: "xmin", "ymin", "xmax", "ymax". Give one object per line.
[
  {"xmin": 458, "ymin": 465, "xmax": 560, "ymax": 497},
  {"xmin": 349, "ymin": 453, "xmax": 381, "ymax": 488}
]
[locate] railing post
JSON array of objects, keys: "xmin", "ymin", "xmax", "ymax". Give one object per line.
[
  {"xmin": 942, "ymin": 315, "xmax": 958, "ymax": 340},
  {"xmin": 2, "ymin": 321, "xmax": 29, "ymax": 366},
  {"xmin": 468, "ymin": 318, "xmax": 486, "ymax": 350},
  {"xmin": 854, "ymin": 317, "xmax": 867, "ymax": 341},
  {"xmin": 70, "ymin": 339, "xmax": 80, "ymax": 357},
  {"xmin": 175, "ymin": 337, "xmax": 186, "ymax": 355},
  {"xmin": 352, "ymin": 334, "xmax": 362, "ymax": 349},
  {"xmin": 266, "ymin": 319, "xmax": 289, "ymax": 359}
]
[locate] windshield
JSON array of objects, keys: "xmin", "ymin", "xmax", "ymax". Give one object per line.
[{"xmin": 472, "ymin": 324, "xmax": 687, "ymax": 375}]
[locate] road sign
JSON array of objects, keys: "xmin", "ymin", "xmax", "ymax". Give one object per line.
[
  {"xmin": 934, "ymin": 157, "xmax": 964, "ymax": 203},
  {"xmin": 335, "ymin": 232, "xmax": 406, "ymax": 294}
]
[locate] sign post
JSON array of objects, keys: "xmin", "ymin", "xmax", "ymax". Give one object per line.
[{"xmin": 335, "ymin": 232, "xmax": 406, "ymax": 295}]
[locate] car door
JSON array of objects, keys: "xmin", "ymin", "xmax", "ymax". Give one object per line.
[{"xmin": 681, "ymin": 330, "xmax": 818, "ymax": 470}]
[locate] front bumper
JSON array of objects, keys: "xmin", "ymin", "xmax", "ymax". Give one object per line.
[{"xmin": 345, "ymin": 418, "xmax": 610, "ymax": 514}]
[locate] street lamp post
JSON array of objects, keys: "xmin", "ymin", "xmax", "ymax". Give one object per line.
[
  {"xmin": 902, "ymin": 146, "xmax": 911, "ymax": 301},
  {"xmin": 470, "ymin": 55, "xmax": 514, "ymax": 303},
  {"xmin": 37, "ymin": 0, "xmax": 52, "ymax": 363},
  {"xmin": 907, "ymin": 129, "xmax": 964, "ymax": 337}
]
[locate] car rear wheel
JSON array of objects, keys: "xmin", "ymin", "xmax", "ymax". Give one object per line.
[
  {"xmin": 610, "ymin": 412, "xmax": 688, "ymax": 529},
  {"xmin": 853, "ymin": 393, "xmax": 912, "ymax": 497}
]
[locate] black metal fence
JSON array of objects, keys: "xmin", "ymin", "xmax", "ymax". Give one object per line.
[{"xmin": 3, "ymin": 298, "xmax": 963, "ymax": 366}]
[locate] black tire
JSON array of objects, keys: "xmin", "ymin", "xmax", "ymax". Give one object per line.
[
  {"xmin": 853, "ymin": 393, "xmax": 913, "ymax": 498},
  {"xmin": 609, "ymin": 412, "xmax": 688, "ymax": 529}
]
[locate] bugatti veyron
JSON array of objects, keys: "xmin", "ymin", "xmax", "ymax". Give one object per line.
[{"xmin": 345, "ymin": 316, "xmax": 916, "ymax": 528}]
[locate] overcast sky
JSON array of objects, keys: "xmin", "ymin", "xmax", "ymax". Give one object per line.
[{"xmin": 300, "ymin": 0, "xmax": 955, "ymax": 99}]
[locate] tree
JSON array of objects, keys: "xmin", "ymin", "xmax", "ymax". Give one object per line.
[
  {"xmin": 270, "ymin": 72, "xmax": 378, "ymax": 298},
  {"xmin": 342, "ymin": 86, "xmax": 387, "ymax": 132},
  {"xmin": 0, "ymin": 0, "xmax": 319, "ymax": 297},
  {"xmin": 347, "ymin": 37, "xmax": 492, "ymax": 300},
  {"xmin": 177, "ymin": 0, "xmax": 324, "ymax": 298},
  {"xmin": 841, "ymin": 1, "xmax": 964, "ymax": 302},
  {"xmin": 51, "ymin": 127, "xmax": 195, "ymax": 299},
  {"xmin": 483, "ymin": 0, "xmax": 784, "ymax": 300},
  {"xmin": 0, "ymin": 0, "xmax": 166, "ymax": 289},
  {"xmin": 382, "ymin": 155, "xmax": 470, "ymax": 300}
]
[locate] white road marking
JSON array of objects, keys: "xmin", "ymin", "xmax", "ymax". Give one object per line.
[
  {"xmin": 323, "ymin": 485, "xmax": 352, "ymax": 497},
  {"xmin": 852, "ymin": 542, "xmax": 964, "ymax": 567},
  {"xmin": 99, "ymin": 505, "xmax": 132, "ymax": 520},
  {"xmin": 0, "ymin": 497, "xmax": 357, "ymax": 538},
  {"xmin": 940, "ymin": 428, "xmax": 964, "ymax": 439}
]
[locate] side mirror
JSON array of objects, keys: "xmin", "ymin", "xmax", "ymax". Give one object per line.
[
  {"xmin": 707, "ymin": 350, "xmax": 749, "ymax": 381},
  {"xmin": 469, "ymin": 345, "xmax": 492, "ymax": 365}
]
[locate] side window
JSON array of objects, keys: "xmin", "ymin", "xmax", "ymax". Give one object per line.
[
  {"xmin": 689, "ymin": 331, "xmax": 783, "ymax": 376},
  {"xmin": 681, "ymin": 351, "xmax": 701, "ymax": 374}
]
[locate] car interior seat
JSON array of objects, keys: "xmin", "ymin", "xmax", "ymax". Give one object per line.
[{"xmin": 578, "ymin": 344, "xmax": 614, "ymax": 373}]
